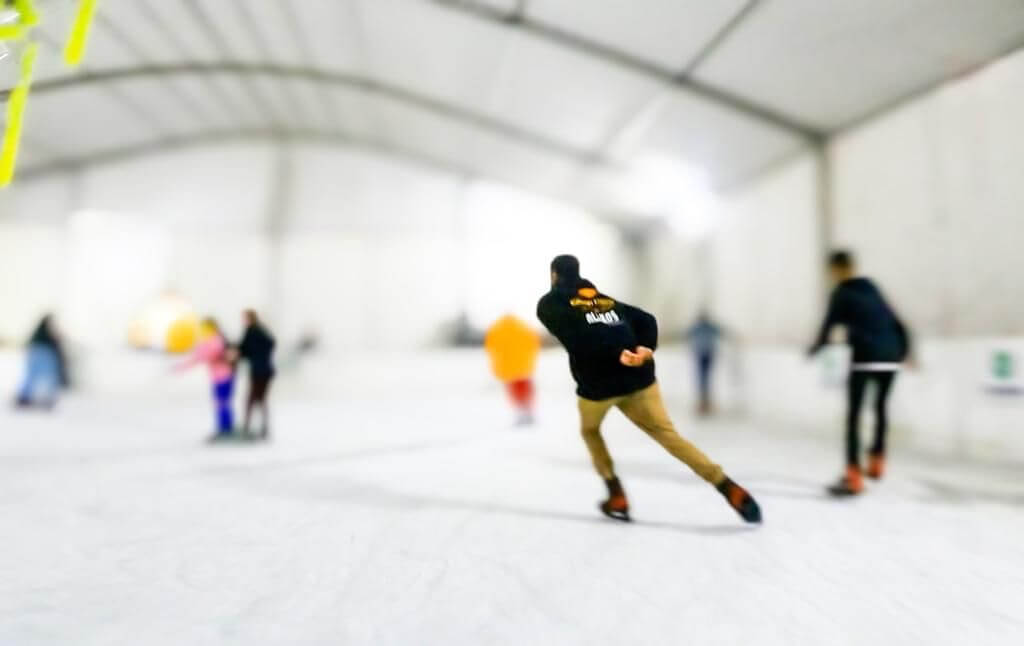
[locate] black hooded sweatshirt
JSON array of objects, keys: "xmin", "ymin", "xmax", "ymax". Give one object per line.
[
  {"xmin": 238, "ymin": 323, "xmax": 276, "ymax": 378},
  {"xmin": 808, "ymin": 277, "xmax": 910, "ymax": 364},
  {"xmin": 538, "ymin": 277, "xmax": 658, "ymax": 400},
  {"xmin": 27, "ymin": 317, "xmax": 70, "ymax": 388}
]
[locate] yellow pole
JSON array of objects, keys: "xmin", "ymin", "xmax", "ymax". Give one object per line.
[
  {"xmin": 0, "ymin": 41, "xmax": 38, "ymax": 187},
  {"xmin": 64, "ymin": 0, "xmax": 98, "ymax": 66}
]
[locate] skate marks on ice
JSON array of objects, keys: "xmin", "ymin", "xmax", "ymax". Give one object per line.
[
  {"xmin": 192, "ymin": 437, "xmax": 484, "ymax": 477},
  {"xmin": 913, "ymin": 477, "xmax": 1024, "ymax": 507},
  {"xmin": 534, "ymin": 453, "xmax": 834, "ymax": 503},
  {"xmin": 211, "ymin": 465, "xmax": 756, "ymax": 537}
]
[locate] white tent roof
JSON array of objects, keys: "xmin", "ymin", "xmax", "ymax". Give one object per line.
[{"xmin": 6, "ymin": 0, "xmax": 1024, "ymax": 213}]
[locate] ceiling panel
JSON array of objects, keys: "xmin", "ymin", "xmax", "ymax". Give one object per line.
[
  {"xmin": 289, "ymin": 0, "xmax": 364, "ymax": 72},
  {"xmin": 25, "ymin": 85, "xmax": 162, "ymax": 158},
  {"xmin": 195, "ymin": 0, "xmax": 268, "ymax": 62},
  {"xmin": 277, "ymin": 79, "xmax": 334, "ymax": 132},
  {"xmin": 528, "ymin": 0, "xmax": 748, "ymax": 71},
  {"xmin": 316, "ymin": 85, "xmax": 382, "ymax": 138},
  {"xmin": 156, "ymin": 74, "xmax": 240, "ymax": 130},
  {"xmin": 696, "ymin": 0, "xmax": 1024, "ymax": 131},
  {"xmin": 622, "ymin": 88, "xmax": 805, "ymax": 187},
  {"xmin": 135, "ymin": 0, "xmax": 223, "ymax": 63},
  {"xmin": 186, "ymin": 71, "xmax": 269, "ymax": 129},
  {"xmin": 483, "ymin": 29, "xmax": 666, "ymax": 151},
  {"xmin": 238, "ymin": 0, "xmax": 313, "ymax": 67},
  {"xmin": 357, "ymin": 0, "xmax": 514, "ymax": 119},
  {"xmin": 100, "ymin": 77, "xmax": 212, "ymax": 136},
  {"xmin": 91, "ymin": 0, "xmax": 188, "ymax": 65},
  {"xmin": 12, "ymin": 137, "xmax": 59, "ymax": 170},
  {"xmin": 371, "ymin": 93, "xmax": 583, "ymax": 199}
]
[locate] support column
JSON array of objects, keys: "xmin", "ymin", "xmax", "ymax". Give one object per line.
[
  {"xmin": 814, "ymin": 140, "xmax": 834, "ymax": 306},
  {"xmin": 265, "ymin": 138, "xmax": 294, "ymax": 325}
]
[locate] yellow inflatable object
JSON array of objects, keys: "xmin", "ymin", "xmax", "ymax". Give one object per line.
[
  {"xmin": 484, "ymin": 315, "xmax": 540, "ymax": 382},
  {"xmin": 166, "ymin": 316, "xmax": 199, "ymax": 354}
]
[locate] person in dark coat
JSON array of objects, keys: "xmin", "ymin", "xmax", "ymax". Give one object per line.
[
  {"xmin": 237, "ymin": 309, "xmax": 276, "ymax": 438},
  {"xmin": 15, "ymin": 314, "xmax": 68, "ymax": 409},
  {"xmin": 809, "ymin": 250, "xmax": 912, "ymax": 496}
]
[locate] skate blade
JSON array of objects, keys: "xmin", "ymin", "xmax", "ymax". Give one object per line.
[
  {"xmin": 599, "ymin": 504, "xmax": 632, "ymax": 523},
  {"xmin": 826, "ymin": 485, "xmax": 861, "ymax": 497}
]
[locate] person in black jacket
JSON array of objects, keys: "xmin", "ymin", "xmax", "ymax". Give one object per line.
[
  {"xmin": 538, "ymin": 255, "xmax": 760, "ymax": 523},
  {"xmin": 237, "ymin": 310, "xmax": 276, "ymax": 438},
  {"xmin": 15, "ymin": 314, "xmax": 68, "ymax": 409},
  {"xmin": 809, "ymin": 250, "xmax": 912, "ymax": 496}
]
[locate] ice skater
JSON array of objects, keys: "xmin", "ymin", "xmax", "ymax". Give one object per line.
[
  {"xmin": 808, "ymin": 250, "xmax": 912, "ymax": 496},
  {"xmin": 176, "ymin": 318, "xmax": 236, "ymax": 440},
  {"xmin": 235, "ymin": 309, "xmax": 276, "ymax": 439},
  {"xmin": 14, "ymin": 314, "xmax": 68, "ymax": 410},
  {"xmin": 537, "ymin": 255, "xmax": 761, "ymax": 523},
  {"xmin": 484, "ymin": 314, "xmax": 541, "ymax": 426},
  {"xmin": 685, "ymin": 310, "xmax": 726, "ymax": 416}
]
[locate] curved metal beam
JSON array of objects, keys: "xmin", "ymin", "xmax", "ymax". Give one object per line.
[
  {"xmin": 15, "ymin": 128, "xmax": 472, "ymax": 182},
  {"xmin": 4, "ymin": 62, "xmax": 610, "ymax": 169}
]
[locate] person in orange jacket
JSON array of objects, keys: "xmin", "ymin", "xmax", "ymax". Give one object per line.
[{"xmin": 485, "ymin": 314, "xmax": 541, "ymax": 426}]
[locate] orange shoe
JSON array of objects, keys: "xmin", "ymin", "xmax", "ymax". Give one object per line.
[
  {"xmin": 716, "ymin": 478, "xmax": 762, "ymax": 523},
  {"xmin": 599, "ymin": 477, "xmax": 631, "ymax": 522},
  {"xmin": 827, "ymin": 465, "xmax": 864, "ymax": 496},
  {"xmin": 866, "ymin": 453, "xmax": 885, "ymax": 480}
]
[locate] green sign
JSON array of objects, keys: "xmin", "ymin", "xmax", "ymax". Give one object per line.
[{"xmin": 992, "ymin": 351, "xmax": 1014, "ymax": 381}]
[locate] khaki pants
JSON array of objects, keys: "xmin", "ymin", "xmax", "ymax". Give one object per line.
[{"xmin": 578, "ymin": 382, "xmax": 725, "ymax": 486}]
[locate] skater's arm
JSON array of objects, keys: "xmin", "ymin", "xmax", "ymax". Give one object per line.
[
  {"xmin": 621, "ymin": 303, "xmax": 658, "ymax": 351},
  {"xmin": 807, "ymin": 292, "xmax": 841, "ymax": 357},
  {"xmin": 237, "ymin": 329, "xmax": 254, "ymax": 360},
  {"xmin": 174, "ymin": 338, "xmax": 222, "ymax": 372}
]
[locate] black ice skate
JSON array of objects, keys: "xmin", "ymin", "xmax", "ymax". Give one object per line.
[{"xmin": 717, "ymin": 478, "xmax": 762, "ymax": 523}]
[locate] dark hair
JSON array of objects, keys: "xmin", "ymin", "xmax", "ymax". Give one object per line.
[
  {"xmin": 828, "ymin": 250, "xmax": 854, "ymax": 270},
  {"xmin": 243, "ymin": 309, "xmax": 258, "ymax": 322},
  {"xmin": 550, "ymin": 255, "xmax": 580, "ymax": 280}
]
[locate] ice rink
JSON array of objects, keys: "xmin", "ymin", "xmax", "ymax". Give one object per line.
[{"xmin": 2, "ymin": 353, "xmax": 1022, "ymax": 646}]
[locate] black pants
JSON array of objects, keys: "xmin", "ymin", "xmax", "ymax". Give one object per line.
[
  {"xmin": 244, "ymin": 375, "xmax": 273, "ymax": 434},
  {"xmin": 696, "ymin": 351, "xmax": 714, "ymax": 403},
  {"xmin": 846, "ymin": 371, "xmax": 896, "ymax": 466}
]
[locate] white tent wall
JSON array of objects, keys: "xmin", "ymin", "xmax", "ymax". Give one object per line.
[
  {"xmin": 830, "ymin": 48, "xmax": 1024, "ymax": 336},
  {"xmin": 0, "ymin": 140, "xmax": 636, "ymax": 392},
  {"xmin": 700, "ymin": 50, "xmax": 1024, "ymax": 463},
  {"xmin": 695, "ymin": 153, "xmax": 831, "ymax": 430},
  {"xmin": 824, "ymin": 47, "xmax": 1024, "ymax": 462},
  {"xmin": 710, "ymin": 153, "xmax": 822, "ymax": 345}
]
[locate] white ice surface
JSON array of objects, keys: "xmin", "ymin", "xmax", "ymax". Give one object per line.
[{"xmin": 2, "ymin": 353, "xmax": 1023, "ymax": 646}]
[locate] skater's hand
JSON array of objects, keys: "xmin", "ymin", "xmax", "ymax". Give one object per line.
[{"xmin": 620, "ymin": 346, "xmax": 654, "ymax": 367}]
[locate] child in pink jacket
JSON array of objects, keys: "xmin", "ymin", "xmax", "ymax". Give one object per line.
[{"xmin": 176, "ymin": 318, "xmax": 235, "ymax": 438}]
